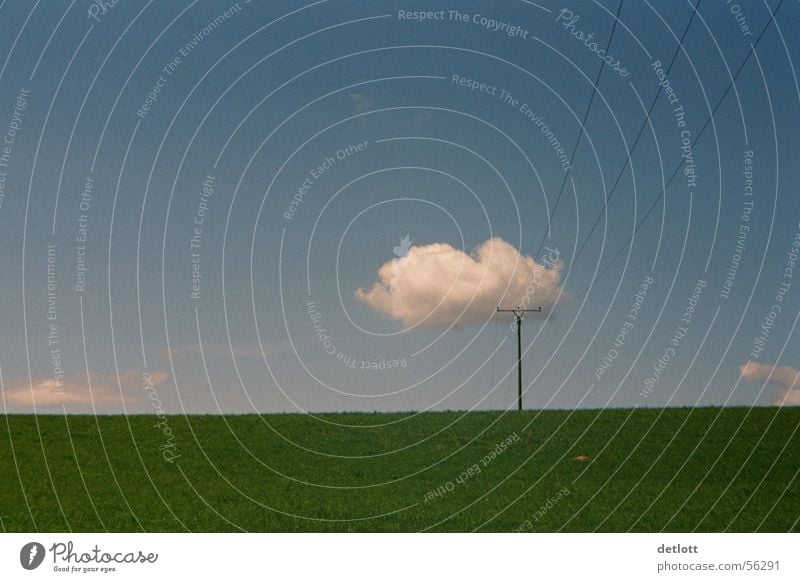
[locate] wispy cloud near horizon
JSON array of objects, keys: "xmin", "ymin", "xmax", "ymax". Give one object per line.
[
  {"xmin": 740, "ymin": 361, "xmax": 800, "ymax": 406},
  {"xmin": 2, "ymin": 370, "xmax": 169, "ymax": 412}
]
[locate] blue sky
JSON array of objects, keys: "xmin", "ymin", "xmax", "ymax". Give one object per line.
[{"xmin": 0, "ymin": 0, "xmax": 798, "ymax": 414}]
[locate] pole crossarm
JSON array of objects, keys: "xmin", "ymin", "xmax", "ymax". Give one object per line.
[
  {"xmin": 496, "ymin": 306, "xmax": 542, "ymax": 411},
  {"xmin": 496, "ymin": 306, "xmax": 542, "ymax": 317}
]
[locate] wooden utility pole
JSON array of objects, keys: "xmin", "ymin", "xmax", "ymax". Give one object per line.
[{"xmin": 496, "ymin": 306, "xmax": 542, "ymax": 411}]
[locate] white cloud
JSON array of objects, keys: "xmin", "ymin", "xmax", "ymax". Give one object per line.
[
  {"xmin": 355, "ymin": 237, "xmax": 565, "ymax": 329},
  {"xmin": 160, "ymin": 343, "xmax": 267, "ymax": 361},
  {"xmin": 2, "ymin": 369, "xmax": 169, "ymax": 410},
  {"xmin": 740, "ymin": 361, "xmax": 800, "ymax": 406}
]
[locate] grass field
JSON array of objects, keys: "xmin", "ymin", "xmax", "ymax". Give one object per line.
[{"xmin": 1, "ymin": 407, "xmax": 798, "ymax": 532}]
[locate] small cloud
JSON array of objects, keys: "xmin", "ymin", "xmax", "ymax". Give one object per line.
[
  {"xmin": 411, "ymin": 109, "xmax": 433, "ymax": 127},
  {"xmin": 351, "ymin": 92, "xmax": 372, "ymax": 113},
  {"xmin": 740, "ymin": 361, "xmax": 800, "ymax": 406},
  {"xmin": 355, "ymin": 237, "xmax": 566, "ymax": 329},
  {"xmin": 2, "ymin": 369, "xmax": 169, "ymax": 410},
  {"xmin": 160, "ymin": 343, "xmax": 267, "ymax": 361}
]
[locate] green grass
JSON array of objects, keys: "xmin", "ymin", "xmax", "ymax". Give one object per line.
[{"xmin": 1, "ymin": 407, "xmax": 798, "ymax": 532}]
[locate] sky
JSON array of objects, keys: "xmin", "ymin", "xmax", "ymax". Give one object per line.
[{"xmin": 0, "ymin": 0, "xmax": 798, "ymax": 414}]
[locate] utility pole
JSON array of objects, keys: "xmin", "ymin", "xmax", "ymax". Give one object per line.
[{"xmin": 496, "ymin": 306, "xmax": 542, "ymax": 411}]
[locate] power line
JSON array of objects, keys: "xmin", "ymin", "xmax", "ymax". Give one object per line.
[
  {"xmin": 532, "ymin": 0, "xmax": 625, "ymax": 260},
  {"xmin": 571, "ymin": 0, "xmax": 785, "ymax": 299},
  {"xmin": 571, "ymin": 0, "xmax": 703, "ymax": 264}
]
